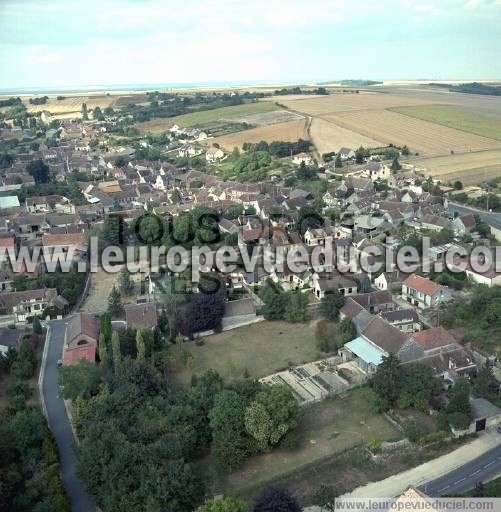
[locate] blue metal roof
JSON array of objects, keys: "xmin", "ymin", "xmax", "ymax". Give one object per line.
[{"xmin": 345, "ymin": 336, "xmax": 385, "ymax": 366}]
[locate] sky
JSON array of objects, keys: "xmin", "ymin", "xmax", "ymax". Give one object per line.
[{"xmin": 1, "ymin": 0, "xmax": 501, "ymax": 90}]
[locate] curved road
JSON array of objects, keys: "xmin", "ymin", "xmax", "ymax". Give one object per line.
[
  {"xmin": 42, "ymin": 319, "xmax": 95, "ymax": 512},
  {"xmin": 421, "ymin": 442, "xmax": 501, "ymax": 496}
]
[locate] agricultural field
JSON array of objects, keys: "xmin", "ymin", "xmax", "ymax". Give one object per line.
[
  {"xmin": 408, "ymin": 149, "xmax": 501, "ymax": 185},
  {"xmin": 208, "ymin": 119, "xmax": 307, "ymax": 151},
  {"xmin": 391, "ymin": 105, "xmax": 501, "ymax": 141},
  {"xmin": 224, "ymin": 387, "xmax": 402, "ymax": 497},
  {"xmin": 24, "ymin": 94, "xmax": 116, "ymax": 114},
  {"xmin": 276, "ymin": 92, "xmax": 436, "ymax": 116},
  {"xmin": 135, "ymin": 101, "xmax": 279, "ymax": 133},
  {"xmin": 310, "ymin": 117, "xmax": 383, "ymax": 154},
  {"xmin": 324, "ymin": 110, "xmax": 501, "ymax": 156},
  {"xmin": 222, "ymin": 109, "xmax": 302, "ymax": 126},
  {"xmin": 378, "ymin": 86, "xmax": 501, "ymax": 119},
  {"xmin": 169, "ymin": 320, "xmax": 324, "ymax": 385}
]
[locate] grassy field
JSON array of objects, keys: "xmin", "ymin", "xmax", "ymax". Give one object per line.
[
  {"xmin": 209, "ymin": 119, "xmax": 306, "ymax": 150},
  {"xmin": 223, "ymin": 387, "xmax": 402, "ymax": 497},
  {"xmin": 135, "ymin": 101, "xmax": 279, "ymax": 133},
  {"xmin": 234, "ymin": 430, "xmax": 469, "ymax": 505},
  {"xmin": 169, "ymin": 320, "xmax": 325, "ymax": 385},
  {"xmin": 391, "ymin": 105, "xmax": 501, "ymax": 141}
]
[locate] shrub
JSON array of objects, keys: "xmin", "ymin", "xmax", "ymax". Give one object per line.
[
  {"xmin": 447, "ymin": 412, "xmax": 471, "ymax": 430},
  {"xmin": 404, "ymin": 420, "xmax": 428, "ymax": 442},
  {"xmin": 373, "ymin": 397, "xmax": 390, "ymax": 413},
  {"xmin": 279, "ymin": 429, "xmax": 301, "ymax": 452},
  {"xmin": 368, "ymin": 438, "xmax": 381, "ymax": 454},
  {"xmin": 435, "ymin": 410, "xmax": 451, "ymax": 432}
]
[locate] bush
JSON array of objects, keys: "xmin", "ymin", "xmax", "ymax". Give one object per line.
[
  {"xmin": 368, "ymin": 438, "xmax": 381, "ymax": 454},
  {"xmin": 279, "ymin": 429, "xmax": 301, "ymax": 451},
  {"xmin": 447, "ymin": 412, "xmax": 471, "ymax": 430},
  {"xmin": 373, "ymin": 397, "xmax": 390, "ymax": 413},
  {"xmin": 435, "ymin": 410, "xmax": 451, "ymax": 432},
  {"xmin": 404, "ymin": 420, "xmax": 428, "ymax": 442},
  {"xmin": 6, "ymin": 379, "xmax": 32, "ymax": 401}
]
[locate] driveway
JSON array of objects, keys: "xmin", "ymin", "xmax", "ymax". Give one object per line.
[{"xmin": 41, "ymin": 319, "xmax": 95, "ymax": 512}]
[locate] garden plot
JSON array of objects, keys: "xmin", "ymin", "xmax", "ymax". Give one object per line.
[
  {"xmin": 221, "ymin": 109, "xmax": 303, "ymax": 126},
  {"xmin": 260, "ymin": 356, "xmax": 367, "ymax": 405}
]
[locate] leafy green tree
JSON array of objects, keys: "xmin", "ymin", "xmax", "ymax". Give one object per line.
[
  {"xmin": 136, "ymin": 329, "xmax": 146, "ymax": 361},
  {"xmin": 339, "ymin": 317, "xmax": 356, "ymax": 344},
  {"xmin": 118, "ymin": 268, "xmax": 134, "ymax": 295},
  {"xmin": 209, "ymin": 390, "xmax": 251, "ymax": 470},
  {"xmin": 98, "ymin": 332, "xmax": 108, "ymax": 366},
  {"xmin": 27, "ymin": 159, "xmax": 51, "ymax": 183},
  {"xmin": 158, "ymin": 309, "xmax": 169, "ymax": 334},
  {"xmin": 171, "ymin": 188, "xmax": 182, "ymax": 204},
  {"xmin": 107, "ymin": 286, "xmax": 124, "ymax": 317},
  {"xmin": 12, "ymin": 339, "xmax": 37, "ymax": 379},
  {"xmin": 320, "ymin": 291, "xmax": 345, "ymax": 321},
  {"xmin": 372, "ymin": 353, "xmax": 402, "ymax": 405},
  {"xmin": 447, "ymin": 377, "xmax": 471, "ymax": 416},
  {"xmin": 58, "ymin": 360, "xmax": 102, "ymax": 400},
  {"xmin": 244, "ymin": 401, "xmax": 273, "ymax": 452},
  {"xmin": 82, "ymin": 102, "xmax": 88, "ymax": 120},
  {"xmin": 474, "ymin": 365, "xmax": 497, "ymax": 400},
  {"xmin": 32, "ymin": 315, "xmax": 43, "ymax": 334},
  {"xmin": 197, "ymin": 498, "xmax": 248, "ymax": 512},
  {"xmin": 245, "ymin": 385, "xmax": 301, "ymax": 452},
  {"xmin": 101, "ymin": 214, "xmax": 125, "ymax": 247},
  {"xmin": 399, "ymin": 363, "xmax": 441, "ymax": 409},
  {"xmin": 93, "ymin": 106, "xmax": 105, "ymax": 121},
  {"xmin": 259, "ymin": 279, "xmax": 286, "ymax": 320},
  {"xmin": 355, "ymin": 146, "xmax": 365, "ymax": 164},
  {"xmin": 10, "ymin": 407, "xmax": 48, "ymax": 460},
  {"xmin": 284, "ymin": 290, "xmax": 309, "ymax": 323},
  {"xmin": 111, "ymin": 331, "xmax": 121, "ymax": 368},
  {"xmin": 391, "ymin": 156, "xmax": 402, "ymax": 173}
]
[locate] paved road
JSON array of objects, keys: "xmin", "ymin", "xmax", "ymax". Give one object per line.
[
  {"xmin": 42, "ymin": 319, "xmax": 95, "ymax": 512},
  {"xmin": 448, "ymin": 202, "xmax": 501, "ymax": 231},
  {"xmin": 421, "ymin": 442, "xmax": 501, "ymax": 496}
]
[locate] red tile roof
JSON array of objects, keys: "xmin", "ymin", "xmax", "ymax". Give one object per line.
[
  {"xmin": 63, "ymin": 342, "xmax": 96, "ymax": 365},
  {"xmin": 0, "ymin": 235, "xmax": 15, "ymax": 247},
  {"xmin": 42, "ymin": 232, "xmax": 86, "ymax": 247},
  {"xmin": 411, "ymin": 327, "xmax": 456, "ymax": 350},
  {"xmin": 403, "ymin": 274, "xmax": 441, "ymax": 296},
  {"xmin": 125, "ymin": 302, "xmax": 158, "ymax": 329}
]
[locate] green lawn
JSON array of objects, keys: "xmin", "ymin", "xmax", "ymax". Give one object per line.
[
  {"xmin": 390, "ymin": 105, "xmax": 501, "ymax": 141},
  {"xmin": 223, "ymin": 387, "xmax": 402, "ymax": 497},
  {"xmin": 169, "ymin": 320, "xmax": 326, "ymax": 385}
]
